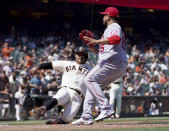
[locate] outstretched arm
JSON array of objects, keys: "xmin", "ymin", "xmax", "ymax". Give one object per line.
[
  {"xmin": 31, "ymin": 62, "xmax": 53, "ymax": 72},
  {"xmin": 84, "ymin": 35, "xmax": 121, "ymax": 45},
  {"xmin": 38, "ymin": 62, "xmax": 53, "ymax": 70}
]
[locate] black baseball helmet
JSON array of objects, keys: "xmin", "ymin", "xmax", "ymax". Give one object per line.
[{"xmin": 75, "ymin": 47, "xmax": 88, "ymax": 63}]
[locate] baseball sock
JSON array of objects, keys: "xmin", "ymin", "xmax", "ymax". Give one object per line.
[{"xmin": 44, "ymin": 98, "xmax": 58, "ymax": 111}]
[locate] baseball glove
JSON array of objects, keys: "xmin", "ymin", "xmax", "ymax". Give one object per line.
[{"xmin": 79, "ymin": 29, "xmax": 94, "ymax": 48}]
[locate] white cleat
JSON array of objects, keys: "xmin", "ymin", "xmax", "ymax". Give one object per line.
[
  {"xmin": 72, "ymin": 118, "xmax": 93, "ymax": 125},
  {"xmin": 109, "ymin": 113, "xmax": 119, "ymax": 119},
  {"xmin": 95, "ymin": 110, "xmax": 114, "ymax": 122},
  {"xmin": 115, "ymin": 114, "xmax": 120, "ymax": 119}
]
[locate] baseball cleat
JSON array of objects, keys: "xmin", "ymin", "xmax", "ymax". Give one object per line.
[
  {"xmin": 35, "ymin": 106, "xmax": 46, "ymax": 119},
  {"xmin": 95, "ymin": 110, "xmax": 114, "ymax": 122},
  {"xmin": 46, "ymin": 118, "xmax": 68, "ymax": 124},
  {"xmin": 72, "ymin": 118, "xmax": 93, "ymax": 125},
  {"xmin": 115, "ymin": 114, "xmax": 120, "ymax": 119},
  {"xmin": 46, "ymin": 119, "xmax": 58, "ymax": 124},
  {"xmin": 109, "ymin": 113, "xmax": 117, "ymax": 119}
]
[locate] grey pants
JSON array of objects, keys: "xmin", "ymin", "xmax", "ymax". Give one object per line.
[{"xmin": 82, "ymin": 60, "xmax": 127, "ymax": 119}]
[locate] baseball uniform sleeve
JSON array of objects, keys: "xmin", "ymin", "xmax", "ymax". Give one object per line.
[
  {"xmin": 108, "ymin": 24, "xmax": 121, "ymax": 37},
  {"xmin": 52, "ymin": 60, "xmax": 66, "ymax": 72},
  {"xmin": 107, "ymin": 24, "xmax": 121, "ymax": 45}
]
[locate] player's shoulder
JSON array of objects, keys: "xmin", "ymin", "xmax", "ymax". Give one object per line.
[
  {"xmin": 83, "ymin": 63, "xmax": 92, "ymax": 70},
  {"xmin": 52, "ymin": 60, "xmax": 72, "ymax": 64},
  {"xmin": 63, "ymin": 60, "xmax": 77, "ymax": 66},
  {"xmin": 109, "ymin": 23, "xmax": 121, "ymax": 29}
]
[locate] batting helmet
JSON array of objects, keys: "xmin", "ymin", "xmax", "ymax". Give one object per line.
[{"xmin": 75, "ymin": 47, "xmax": 88, "ymax": 63}]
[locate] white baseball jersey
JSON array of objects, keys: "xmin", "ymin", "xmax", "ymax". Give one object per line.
[
  {"xmin": 99, "ymin": 23, "xmax": 128, "ymax": 65},
  {"xmin": 15, "ymin": 91, "xmax": 27, "ymax": 105},
  {"xmin": 52, "ymin": 60, "xmax": 91, "ymax": 96}
]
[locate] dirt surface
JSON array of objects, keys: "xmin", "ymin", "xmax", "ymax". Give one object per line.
[{"xmin": 1, "ymin": 121, "xmax": 169, "ymax": 131}]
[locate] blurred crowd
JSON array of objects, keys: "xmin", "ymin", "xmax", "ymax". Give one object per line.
[
  {"xmin": 0, "ymin": 28, "xmax": 169, "ymax": 119},
  {"xmin": 123, "ymin": 30, "xmax": 169, "ymax": 96}
]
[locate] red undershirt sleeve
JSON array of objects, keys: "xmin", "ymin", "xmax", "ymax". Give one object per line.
[{"xmin": 107, "ymin": 35, "xmax": 121, "ymax": 45}]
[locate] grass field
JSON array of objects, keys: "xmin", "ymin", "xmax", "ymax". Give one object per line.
[{"xmin": 0, "ymin": 117, "xmax": 169, "ymax": 131}]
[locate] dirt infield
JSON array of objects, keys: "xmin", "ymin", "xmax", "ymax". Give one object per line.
[{"xmin": 1, "ymin": 121, "xmax": 169, "ymax": 131}]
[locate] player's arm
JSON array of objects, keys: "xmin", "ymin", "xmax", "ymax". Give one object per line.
[
  {"xmin": 84, "ymin": 26, "xmax": 121, "ymax": 45},
  {"xmin": 38, "ymin": 62, "xmax": 53, "ymax": 70},
  {"xmin": 84, "ymin": 35, "xmax": 121, "ymax": 45},
  {"xmin": 31, "ymin": 61, "xmax": 65, "ymax": 72}
]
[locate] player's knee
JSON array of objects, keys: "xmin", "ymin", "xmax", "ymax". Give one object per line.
[{"xmin": 84, "ymin": 74, "xmax": 96, "ymax": 84}]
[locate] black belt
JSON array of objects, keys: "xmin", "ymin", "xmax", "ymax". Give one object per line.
[
  {"xmin": 64, "ymin": 86, "xmax": 83, "ymax": 98},
  {"xmin": 70, "ymin": 88, "xmax": 83, "ymax": 98},
  {"xmin": 113, "ymin": 82, "xmax": 121, "ymax": 84}
]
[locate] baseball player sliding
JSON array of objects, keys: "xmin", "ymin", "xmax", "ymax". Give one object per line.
[
  {"xmin": 32, "ymin": 47, "xmax": 91, "ymax": 124},
  {"xmin": 73, "ymin": 7, "xmax": 127, "ymax": 125}
]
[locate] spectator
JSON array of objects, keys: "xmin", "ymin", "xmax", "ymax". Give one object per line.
[
  {"xmin": 1, "ymin": 42, "xmax": 14, "ymax": 59},
  {"xmin": 25, "ymin": 52, "xmax": 34, "ymax": 68},
  {"xmin": 29, "ymin": 73, "xmax": 41, "ymax": 95}
]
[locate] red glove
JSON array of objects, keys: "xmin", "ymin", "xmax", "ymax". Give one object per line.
[{"xmin": 79, "ymin": 29, "xmax": 94, "ymax": 48}]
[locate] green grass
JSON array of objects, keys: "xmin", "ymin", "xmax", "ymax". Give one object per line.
[
  {"xmin": 0, "ymin": 117, "xmax": 169, "ymax": 125},
  {"xmin": 70, "ymin": 127, "xmax": 169, "ymax": 131},
  {"xmin": 0, "ymin": 117, "xmax": 169, "ymax": 131},
  {"xmin": 0, "ymin": 120, "xmax": 44, "ymax": 125},
  {"xmin": 103, "ymin": 116, "xmax": 169, "ymax": 122}
]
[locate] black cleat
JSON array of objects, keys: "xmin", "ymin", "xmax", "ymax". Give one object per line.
[{"xmin": 46, "ymin": 118, "xmax": 68, "ymax": 124}]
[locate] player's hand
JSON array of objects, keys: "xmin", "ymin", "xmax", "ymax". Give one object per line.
[
  {"xmin": 79, "ymin": 29, "xmax": 94, "ymax": 48},
  {"xmin": 83, "ymin": 36, "xmax": 97, "ymax": 46}
]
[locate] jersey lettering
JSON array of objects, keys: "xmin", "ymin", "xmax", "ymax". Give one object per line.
[
  {"xmin": 65, "ymin": 66, "xmax": 69, "ymax": 72},
  {"xmin": 65, "ymin": 65, "xmax": 76, "ymax": 72},
  {"xmin": 78, "ymin": 67, "xmax": 88, "ymax": 76},
  {"xmin": 65, "ymin": 65, "xmax": 88, "ymax": 75},
  {"xmin": 72, "ymin": 65, "xmax": 76, "ymax": 70}
]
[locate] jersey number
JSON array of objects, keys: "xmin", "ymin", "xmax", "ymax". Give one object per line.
[{"xmin": 100, "ymin": 44, "xmax": 104, "ymax": 52}]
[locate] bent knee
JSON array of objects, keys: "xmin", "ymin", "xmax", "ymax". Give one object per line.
[{"xmin": 84, "ymin": 74, "xmax": 97, "ymax": 84}]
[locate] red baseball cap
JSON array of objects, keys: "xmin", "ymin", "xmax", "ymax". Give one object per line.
[{"xmin": 100, "ymin": 7, "xmax": 119, "ymax": 17}]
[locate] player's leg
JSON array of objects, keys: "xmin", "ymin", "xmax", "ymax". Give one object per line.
[
  {"xmin": 15, "ymin": 104, "xmax": 23, "ymax": 121},
  {"xmin": 46, "ymin": 88, "xmax": 82, "ymax": 124},
  {"xmin": 62, "ymin": 89, "xmax": 82, "ymax": 123},
  {"xmin": 109, "ymin": 84, "xmax": 117, "ymax": 118},
  {"xmin": 84, "ymin": 61, "xmax": 126, "ymax": 121},
  {"xmin": 35, "ymin": 87, "xmax": 70, "ymax": 119},
  {"xmin": 72, "ymin": 89, "xmax": 95, "ymax": 125},
  {"xmin": 115, "ymin": 83, "xmax": 123, "ymax": 118}
]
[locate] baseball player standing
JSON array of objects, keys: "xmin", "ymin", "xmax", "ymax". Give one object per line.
[
  {"xmin": 109, "ymin": 77, "xmax": 123, "ymax": 119},
  {"xmin": 73, "ymin": 7, "xmax": 127, "ymax": 125},
  {"xmin": 33, "ymin": 47, "xmax": 91, "ymax": 124},
  {"xmin": 15, "ymin": 85, "xmax": 27, "ymax": 121}
]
